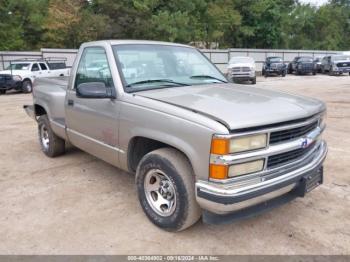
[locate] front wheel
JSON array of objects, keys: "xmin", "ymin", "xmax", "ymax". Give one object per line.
[
  {"xmin": 22, "ymin": 80, "xmax": 32, "ymax": 93},
  {"xmin": 38, "ymin": 115, "xmax": 65, "ymax": 157},
  {"xmin": 282, "ymin": 70, "xmax": 286, "ymax": 77},
  {"xmin": 0, "ymin": 90, "xmax": 5, "ymax": 94},
  {"xmin": 251, "ymin": 77, "xmax": 256, "ymax": 84},
  {"xmin": 136, "ymin": 148, "xmax": 201, "ymax": 232}
]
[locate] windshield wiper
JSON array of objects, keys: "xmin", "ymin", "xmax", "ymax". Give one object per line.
[
  {"xmin": 126, "ymin": 79, "xmax": 189, "ymax": 87},
  {"xmin": 190, "ymin": 75, "xmax": 227, "ymax": 83}
]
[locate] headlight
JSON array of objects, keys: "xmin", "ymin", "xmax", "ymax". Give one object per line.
[
  {"xmin": 12, "ymin": 75, "xmax": 22, "ymax": 81},
  {"xmin": 228, "ymin": 159, "xmax": 264, "ymax": 177},
  {"xmin": 230, "ymin": 134, "xmax": 267, "ymax": 153},
  {"xmin": 211, "ymin": 134, "xmax": 267, "ymax": 155}
]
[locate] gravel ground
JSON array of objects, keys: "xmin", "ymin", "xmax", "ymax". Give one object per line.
[{"xmin": 0, "ymin": 74, "xmax": 349, "ymax": 255}]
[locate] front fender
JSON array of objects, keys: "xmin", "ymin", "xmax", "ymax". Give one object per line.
[{"xmin": 118, "ymin": 101, "xmax": 222, "ymax": 181}]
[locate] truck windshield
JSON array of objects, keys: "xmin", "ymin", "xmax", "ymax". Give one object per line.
[
  {"xmin": 229, "ymin": 57, "xmax": 254, "ymax": 64},
  {"xmin": 112, "ymin": 44, "xmax": 227, "ymax": 92},
  {"xmin": 298, "ymin": 57, "xmax": 313, "ymax": 62},
  {"xmin": 6, "ymin": 63, "xmax": 30, "ymax": 70},
  {"xmin": 268, "ymin": 57, "xmax": 283, "ymax": 63}
]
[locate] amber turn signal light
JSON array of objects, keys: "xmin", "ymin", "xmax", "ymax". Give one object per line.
[
  {"xmin": 211, "ymin": 138, "xmax": 229, "ymax": 155},
  {"xmin": 209, "ymin": 164, "xmax": 228, "ymax": 179}
]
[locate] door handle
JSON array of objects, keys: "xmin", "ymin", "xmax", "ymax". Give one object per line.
[{"xmin": 67, "ymin": 99, "xmax": 74, "ymax": 106}]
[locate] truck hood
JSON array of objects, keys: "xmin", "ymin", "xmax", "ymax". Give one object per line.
[
  {"xmin": 228, "ymin": 62, "xmax": 254, "ymax": 69},
  {"xmin": 136, "ymin": 83, "xmax": 325, "ymax": 130}
]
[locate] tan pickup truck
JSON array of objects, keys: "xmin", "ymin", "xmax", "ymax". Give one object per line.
[{"xmin": 24, "ymin": 40, "xmax": 327, "ymax": 231}]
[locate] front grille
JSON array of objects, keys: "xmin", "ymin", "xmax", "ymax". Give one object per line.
[
  {"xmin": 267, "ymin": 143, "xmax": 315, "ymax": 169},
  {"xmin": 337, "ymin": 62, "xmax": 350, "ymax": 67},
  {"xmin": 269, "ymin": 121, "xmax": 318, "ymax": 144},
  {"xmin": 232, "ymin": 67, "xmax": 251, "ymax": 72},
  {"xmin": 301, "ymin": 63, "xmax": 313, "ymax": 69},
  {"xmin": 271, "ymin": 63, "xmax": 283, "ymax": 69}
]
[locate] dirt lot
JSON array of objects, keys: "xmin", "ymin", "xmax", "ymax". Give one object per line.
[{"xmin": 0, "ymin": 74, "xmax": 349, "ymax": 255}]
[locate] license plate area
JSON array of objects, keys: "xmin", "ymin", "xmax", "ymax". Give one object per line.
[{"xmin": 294, "ymin": 166, "xmax": 323, "ymax": 197}]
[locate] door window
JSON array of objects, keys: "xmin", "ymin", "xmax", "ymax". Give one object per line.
[
  {"xmin": 39, "ymin": 63, "xmax": 48, "ymax": 70},
  {"xmin": 74, "ymin": 47, "xmax": 113, "ymax": 89},
  {"xmin": 31, "ymin": 63, "xmax": 40, "ymax": 71}
]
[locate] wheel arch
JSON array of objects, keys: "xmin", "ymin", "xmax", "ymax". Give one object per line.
[
  {"xmin": 22, "ymin": 78, "xmax": 32, "ymax": 84},
  {"xmin": 127, "ymin": 136, "xmax": 194, "ymax": 175},
  {"xmin": 34, "ymin": 103, "xmax": 47, "ymax": 117}
]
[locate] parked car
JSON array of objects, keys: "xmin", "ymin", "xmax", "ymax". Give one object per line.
[
  {"xmin": 288, "ymin": 56, "xmax": 316, "ymax": 75},
  {"xmin": 321, "ymin": 55, "xmax": 350, "ymax": 75},
  {"xmin": 0, "ymin": 59, "xmax": 70, "ymax": 94},
  {"xmin": 314, "ymin": 57, "xmax": 323, "ymax": 73},
  {"xmin": 226, "ymin": 56, "xmax": 256, "ymax": 84},
  {"xmin": 24, "ymin": 40, "xmax": 327, "ymax": 231},
  {"xmin": 262, "ymin": 56, "xmax": 287, "ymax": 77}
]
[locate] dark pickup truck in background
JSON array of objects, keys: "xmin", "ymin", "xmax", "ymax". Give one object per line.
[
  {"xmin": 288, "ymin": 56, "xmax": 316, "ymax": 75},
  {"xmin": 262, "ymin": 56, "xmax": 287, "ymax": 77},
  {"xmin": 0, "ymin": 74, "xmax": 23, "ymax": 94}
]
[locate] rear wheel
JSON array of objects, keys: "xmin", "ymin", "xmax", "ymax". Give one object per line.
[
  {"xmin": 136, "ymin": 148, "xmax": 201, "ymax": 231},
  {"xmin": 38, "ymin": 115, "xmax": 65, "ymax": 157},
  {"xmin": 22, "ymin": 80, "xmax": 32, "ymax": 93},
  {"xmin": 0, "ymin": 90, "xmax": 5, "ymax": 94}
]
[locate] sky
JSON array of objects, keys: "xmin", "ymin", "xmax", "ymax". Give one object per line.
[{"xmin": 299, "ymin": 0, "xmax": 329, "ymax": 6}]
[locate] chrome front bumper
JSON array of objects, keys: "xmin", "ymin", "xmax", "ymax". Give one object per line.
[{"xmin": 196, "ymin": 140, "xmax": 327, "ymax": 216}]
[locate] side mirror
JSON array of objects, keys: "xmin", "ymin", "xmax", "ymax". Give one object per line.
[{"xmin": 76, "ymin": 82, "xmax": 115, "ymax": 99}]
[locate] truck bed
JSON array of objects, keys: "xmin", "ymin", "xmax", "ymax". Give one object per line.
[{"xmin": 31, "ymin": 77, "xmax": 69, "ymax": 139}]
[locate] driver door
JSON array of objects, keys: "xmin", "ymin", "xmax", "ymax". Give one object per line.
[
  {"xmin": 31, "ymin": 63, "xmax": 41, "ymax": 78},
  {"xmin": 65, "ymin": 46, "xmax": 121, "ymax": 166}
]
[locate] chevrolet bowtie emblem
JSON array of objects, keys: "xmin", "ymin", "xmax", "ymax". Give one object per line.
[{"xmin": 301, "ymin": 137, "xmax": 312, "ymax": 149}]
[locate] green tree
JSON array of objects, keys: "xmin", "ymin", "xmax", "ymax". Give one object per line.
[
  {"xmin": 0, "ymin": 0, "xmax": 48, "ymax": 50},
  {"xmin": 43, "ymin": 0, "xmax": 109, "ymax": 48}
]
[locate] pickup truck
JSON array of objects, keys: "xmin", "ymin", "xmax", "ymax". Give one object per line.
[
  {"xmin": 226, "ymin": 56, "xmax": 256, "ymax": 84},
  {"xmin": 0, "ymin": 60, "xmax": 70, "ymax": 94},
  {"xmin": 288, "ymin": 56, "xmax": 316, "ymax": 75},
  {"xmin": 262, "ymin": 56, "xmax": 287, "ymax": 77},
  {"xmin": 321, "ymin": 55, "xmax": 350, "ymax": 76},
  {"xmin": 24, "ymin": 40, "xmax": 327, "ymax": 231}
]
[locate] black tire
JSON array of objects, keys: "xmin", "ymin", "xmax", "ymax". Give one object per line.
[
  {"xmin": 282, "ymin": 70, "xmax": 286, "ymax": 77},
  {"xmin": 37, "ymin": 115, "xmax": 65, "ymax": 157},
  {"xmin": 251, "ymin": 77, "xmax": 256, "ymax": 84},
  {"xmin": 0, "ymin": 90, "xmax": 5, "ymax": 94},
  {"xmin": 312, "ymin": 70, "xmax": 316, "ymax": 75},
  {"xmin": 136, "ymin": 148, "xmax": 201, "ymax": 232},
  {"xmin": 22, "ymin": 80, "xmax": 32, "ymax": 93}
]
